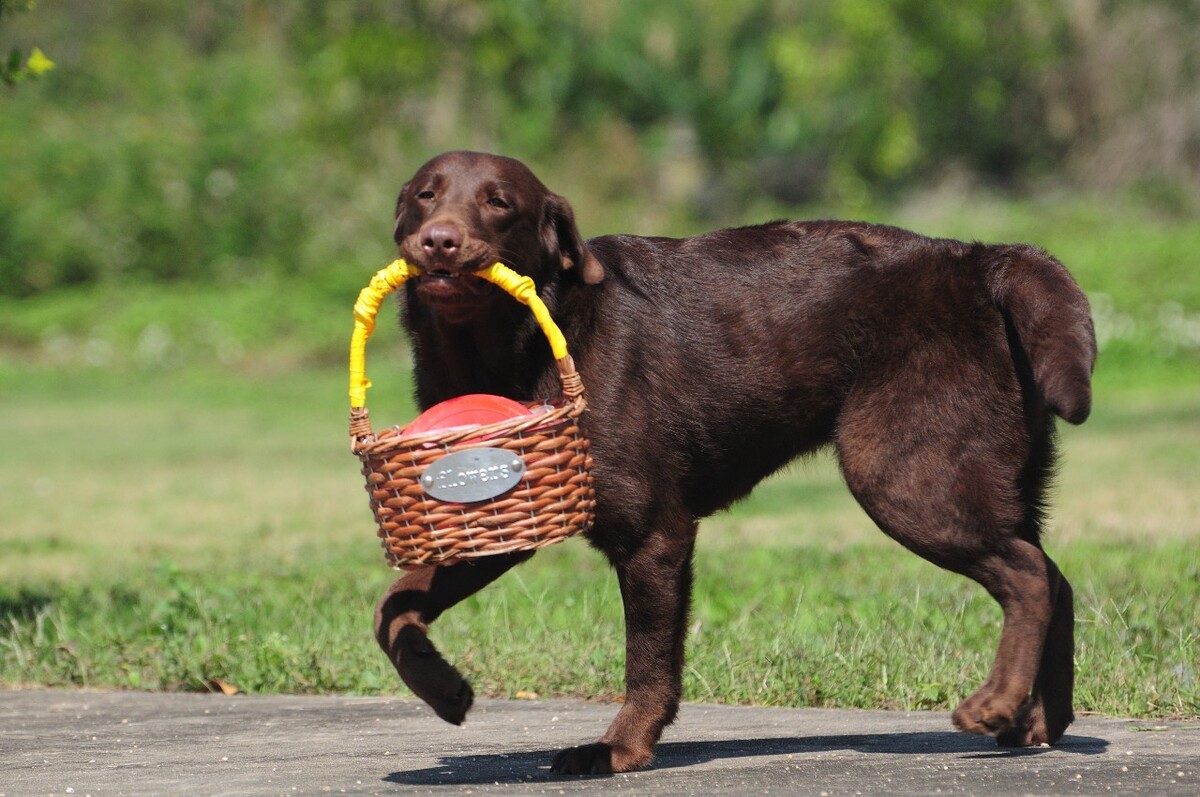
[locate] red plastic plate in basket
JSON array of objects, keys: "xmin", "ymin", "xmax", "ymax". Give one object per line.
[{"xmin": 403, "ymin": 393, "xmax": 533, "ymax": 436}]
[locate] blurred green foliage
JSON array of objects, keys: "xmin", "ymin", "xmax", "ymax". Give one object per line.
[
  {"xmin": 3, "ymin": 0, "xmax": 1198, "ymax": 298},
  {"xmin": 0, "ymin": 1, "xmax": 1197, "ymax": 386},
  {"xmin": 0, "ymin": 0, "xmax": 54, "ymax": 87}
]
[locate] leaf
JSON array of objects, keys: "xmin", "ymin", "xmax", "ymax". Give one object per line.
[
  {"xmin": 26, "ymin": 47, "xmax": 54, "ymax": 75},
  {"xmin": 205, "ymin": 678, "xmax": 240, "ymax": 696}
]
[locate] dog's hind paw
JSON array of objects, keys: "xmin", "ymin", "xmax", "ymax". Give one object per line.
[
  {"xmin": 995, "ymin": 701, "xmax": 1073, "ymax": 747},
  {"xmin": 951, "ymin": 691, "xmax": 1018, "ymax": 737}
]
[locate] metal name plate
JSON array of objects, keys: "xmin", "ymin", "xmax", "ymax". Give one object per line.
[{"xmin": 421, "ymin": 448, "xmax": 526, "ymax": 503}]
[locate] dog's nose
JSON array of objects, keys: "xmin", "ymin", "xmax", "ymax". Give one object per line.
[{"xmin": 421, "ymin": 223, "xmax": 462, "ymax": 261}]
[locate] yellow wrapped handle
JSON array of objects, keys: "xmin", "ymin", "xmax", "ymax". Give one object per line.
[{"xmin": 348, "ymin": 259, "xmax": 570, "ymax": 409}]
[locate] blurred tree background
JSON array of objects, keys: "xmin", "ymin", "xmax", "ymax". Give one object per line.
[{"xmin": 1, "ymin": 0, "xmax": 1198, "ymax": 369}]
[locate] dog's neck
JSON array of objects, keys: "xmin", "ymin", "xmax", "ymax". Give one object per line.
[{"xmin": 402, "ymin": 288, "xmax": 555, "ymax": 408}]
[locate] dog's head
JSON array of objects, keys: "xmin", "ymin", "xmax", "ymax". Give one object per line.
[{"xmin": 393, "ymin": 151, "xmax": 603, "ymax": 322}]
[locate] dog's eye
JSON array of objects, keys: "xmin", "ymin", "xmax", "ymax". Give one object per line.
[
  {"xmin": 416, "ymin": 190, "xmax": 435, "ymax": 200},
  {"xmin": 487, "ymin": 197, "xmax": 511, "ymax": 210}
]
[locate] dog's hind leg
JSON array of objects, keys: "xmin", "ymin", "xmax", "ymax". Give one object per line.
[
  {"xmin": 553, "ymin": 518, "xmax": 699, "ymax": 774},
  {"xmin": 943, "ymin": 541, "xmax": 1060, "ymax": 739},
  {"xmin": 835, "ymin": 364, "xmax": 1072, "ymax": 744},
  {"xmin": 374, "ymin": 551, "xmax": 534, "ymax": 725},
  {"xmin": 994, "ymin": 424, "xmax": 1077, "ymax": 746},
  {"xmin": 997, "ymin": 555, "xmax": 1075, "ymax": 746}
]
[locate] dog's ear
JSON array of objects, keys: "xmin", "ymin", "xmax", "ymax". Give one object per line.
[
  {"xmin": 393, "ymin": 184, "xmax": 408, "ymax": 244},
  {"xmin": 542, "ymin": 192, "xmax": 604, "ymax": 284}
]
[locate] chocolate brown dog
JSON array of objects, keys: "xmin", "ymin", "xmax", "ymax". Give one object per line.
[{"xmin": 373, "ymin": 151, "xmax": 1096, "ymax": 774}]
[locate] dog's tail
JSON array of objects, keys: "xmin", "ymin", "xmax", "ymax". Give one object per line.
[{"xmin": 984, "ymin": 244, "xmax": 1097, "ymax": 424}]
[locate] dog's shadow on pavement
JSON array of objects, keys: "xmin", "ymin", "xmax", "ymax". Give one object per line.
[{"xmin": 384, "ymin": 731, "xmax": 1109, "ymax": 786}]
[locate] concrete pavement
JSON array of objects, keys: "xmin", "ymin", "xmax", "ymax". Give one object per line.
[{"xmin": 2, "ymin": 690, "xmax": 1197, "ymax": 796}]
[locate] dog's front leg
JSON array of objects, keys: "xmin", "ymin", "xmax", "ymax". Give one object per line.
[
  {"xmin": 553, "ymin": 522, "xmax": 698, "ymax": 774},
  {"xmin": 374, "ymin": 551, "xmax": 533, "ymax": 725}
]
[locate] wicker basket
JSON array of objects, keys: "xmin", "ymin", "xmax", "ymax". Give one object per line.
[{"xmin": 348, "ymin": 259, "xmax": 595, "ymax": 568}]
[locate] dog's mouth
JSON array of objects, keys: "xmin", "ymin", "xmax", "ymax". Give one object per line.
[{"xmin": 414, "ymin": 268, "xmax": 495, "ymax": 307}]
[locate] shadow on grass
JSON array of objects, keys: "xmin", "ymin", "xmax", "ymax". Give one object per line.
[
  {"xmin": 384, "ymin": 731, "xmax": 1108, "ymax": 786},
  {"xmin": 0, "ymin": 588, "xmax": 54, "ymax": 622}
]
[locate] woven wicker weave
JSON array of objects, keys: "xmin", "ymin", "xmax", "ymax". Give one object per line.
[{"xmin": 348, "ymin": 260, "xmax": 595, "ymax": 567}]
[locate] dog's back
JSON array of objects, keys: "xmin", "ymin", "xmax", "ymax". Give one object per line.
[{"xmin": 570, "ymin": 221, "xmax": 1094, "ymax": 520}]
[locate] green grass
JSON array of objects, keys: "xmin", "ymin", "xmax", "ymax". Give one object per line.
[
  {"xmin": 0, "ymin": 362, "xmax": 1196, "ymax": 718},
  {"xmin": 1, "ymin": 527, "xmax": 1196, "ymax": 718}
]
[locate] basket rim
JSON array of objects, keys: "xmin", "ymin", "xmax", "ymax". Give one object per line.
[{"xmin": 351, "ymin": 391, "xmax": 587, "ymax": 456}]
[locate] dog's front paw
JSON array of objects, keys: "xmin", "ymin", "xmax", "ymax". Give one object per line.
[
  {"xmin": 393, "ymin": 624, "xmax": 474, "ymax": 725},
  {"xmin": 423, "ymin": 675, "xmax": 473, "ymax": 726},
  {"xmin": 552, "ymin": 742, "xmax": 614, "ymax": 775},
  {"xmin": 551, "ymin": 742, "xmax": 652, "ymax": 775}
]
